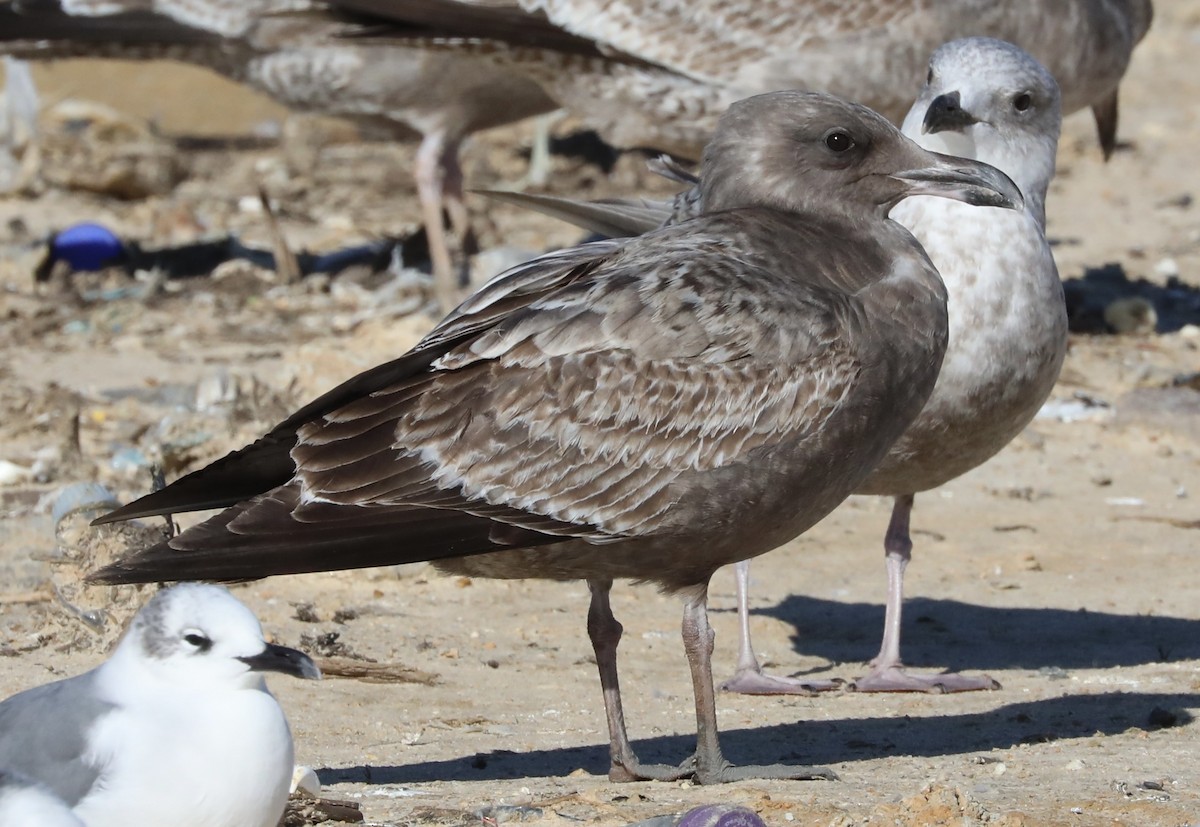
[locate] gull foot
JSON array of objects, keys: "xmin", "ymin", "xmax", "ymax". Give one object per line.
[
  {"xmin": 609, "ymin": 756, "xmax": 696, "ymax": 783},
  {"xmin": 719, "ymin": 668, "xmax": 843, "ymax": 696},
  {"xmin": 693, "ymin": 761, "xmax": 838, "ymax": 785},
  {"xmin": 851, "ymin": 665, "xmax": 1001, "ymax": 694}
]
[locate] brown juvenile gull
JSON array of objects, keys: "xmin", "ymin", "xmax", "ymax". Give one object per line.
[
  {"xmin": 85, "ymin": 92, "xmax": 1022, "ymax": 784},
  {"xmin": 0, "ymin": 0, "xmax": 559, "ymax": 310},
  {"xmin": 484, "ymin": 38, "xmax": 1068, "ymax": 694},
  {"xmin": 329, "ymin": 0, "xmax": 1150, "ymax": 159}
]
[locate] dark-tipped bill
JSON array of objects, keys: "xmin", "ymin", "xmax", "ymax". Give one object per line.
[
  {"xmin": 891, "ymin": 153, "xmax": 1023, "ymax": 210},
  {"xmin": 239, "ymin": 643, "xmax": 322, "ymax": 680},
  {"xmin": 922, "ymin": 91, "xmax": 979, "ymax": 135}
]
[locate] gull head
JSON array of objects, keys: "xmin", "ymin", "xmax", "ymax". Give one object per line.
[
  {"xmin": 701, "ymin": 90, "xmax": 1022, "ymax": 219},
  {"xmin": 120, "ymin": 583, "xmax": 320, "ymax": 688},
  {"xmin": 905, "ymin": 37, "xmax": 1061, "ymax": 208}
]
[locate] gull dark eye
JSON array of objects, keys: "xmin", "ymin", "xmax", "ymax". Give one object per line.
[
  {"xmin": 927, "ymin": 67, "xmax": 934, "ymax": 85},
  {"xmin": 183, "ymin": 632, "xmax": 212, "ymax": 652},
  {"xmin": 823, "ymin": 129, "xmax": 854, "ymax": 153},
  {"xmin": 1013, "ymin": 92, "xmax": 1032, "ymax": 112}
]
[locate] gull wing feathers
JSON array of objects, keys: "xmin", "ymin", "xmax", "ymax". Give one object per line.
[
  {"xmin": 94, "ymin": 241, "xmax": 624, "ymax": 524},
  {"xmin": 93, "ymin": 215, "xmax": 864, "ymax": 582}
]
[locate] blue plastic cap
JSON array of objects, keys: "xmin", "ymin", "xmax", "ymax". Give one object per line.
[{"xmin": 52, "ymin": 223, "xmax": 125, "ymax": 271}]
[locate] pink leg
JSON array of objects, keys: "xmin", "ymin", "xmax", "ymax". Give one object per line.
[
  {"xmin": 681, "ymin": 585, "xmax": 836, "ymax": 784},
  {"xmin": 720, "ymin": 560, "xmax": 842, "ymax": 695},
  {"xmin": 852, "ymin": 494, "xmax": 1000, "ymax": 693},
  {"xmin": 414, "ymin": 130, "xmax": 464, "ymax": 313},
  {"xmin": 588, "ymin": 579, "xmax": 835, "ymax": 784},
  {"xmin": 440, "ymin": 142, "xmax": 476, "ymax": 261}
]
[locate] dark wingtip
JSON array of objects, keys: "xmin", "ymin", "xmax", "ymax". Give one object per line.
[
  {"xmin": 90, "ymin": 497, "xmax": 191, "ymax": 526},
  {"xmin": 86, "ymin": 562, "xmax": 156, "ymax": 585},
  {"xmin": 89, "ymin": 492, "xmax": 234, "ymax": 525},
  {"xmin": 86, "ymin": 550, "xmax": 179, "ymax": 585},
  {"xmin": 1092, "ymin": 91, "xmax": 1120, "ymax": 162},
  {"xmin": 90, "ymin": 502, "xmax": 155, "ymax": 526}
]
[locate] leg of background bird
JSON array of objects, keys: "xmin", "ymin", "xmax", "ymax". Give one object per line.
[
  {"xmin": 440, "ymin": 138, "xmax": 477, "ymax": 268},
  {"xmin": 414, "ymin": 130, "xmax": 459, "ymax": 313},
  {"xmin": 587, "ymin": 579, "xmax": 691, "ymax": 782},
  {"xmin": 852, "ymin": 494, "xmax": 999, "ymax": 693},
  {"xmin": 719, "ymin": 560, "xmax": 839, "ymax": 695},
  {"xmin": 522, "ymin": 109, "xmax": 566, "ymax": 189},
  {"xmin": 681, "ymin": 585, "xmax": 836, "ymax": 784},
  {"xmin": 1092, "ymin": 90, "xmax": 1119, "ymax": 161},
  {"xmin": 873, "ymin": 493, "xmax": 914, "ymax": 671}
]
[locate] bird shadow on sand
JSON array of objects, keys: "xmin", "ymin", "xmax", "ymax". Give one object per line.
[
  {"xmin": 735, "ymin": 595, "xmax": 1200, "ymax": 673},
  {"xmin": 320, "ymin": 690, "xmax": 1198, "ymax": 785}
]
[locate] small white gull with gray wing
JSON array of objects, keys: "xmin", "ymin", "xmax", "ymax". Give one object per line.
[
  {"xmin": 0, "ymin": 583, "xmax": 320, "ymax": 827},
  {"xmin": 0, "ymin": 770, "xmax": 85, "ymax": 827}
]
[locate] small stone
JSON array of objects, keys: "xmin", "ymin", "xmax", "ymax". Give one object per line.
[
  {"xmin": 1153, "ymin": 257, "xmax": 1179, "ymax": 278},
  {"xmin": 1103, "ymin": 297, "xmax": 1157, "ymax": 335},
  {"xmin": 1019, "ymin": 554, "xmax": 1043, "ymax": 572},
  {"xmin": 0, "ymin": 458, "xmax": 33, "ymax": 485},
  {"xmin": 1155, "ymin": 194, "xmax": 1193, "ymax": 210},
  {"xmin": 1147, "ymin": 706, "xmax": 1181, "ymax": 728},
  {"xmin": 292, "ymin": 602, "xmax": 321, "ymax": 623}
]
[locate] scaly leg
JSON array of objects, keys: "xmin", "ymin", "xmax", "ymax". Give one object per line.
[
  {"xmin": 440, "ymin": 140, "xmax": 477, "ymax": 265},
  {"xmin": 680, "ymin": 585, "xmax": 835, "ymax": 784},
  {"xmin": 587, "ymin": 579, "xmax": 691, "ymax": 782},
  {"xmin": 522, "ymin": 110, "xmax": 566, "ymax": 189},
  {"xmin": 720, "ymin": 560, "xmax": 841, "ymax": 695},
  {"xmin": 414, "ymin": 129, "xmax": 463, "ymax": 313},
  {"xmin": 852, "ymin": 494, "xmax": 999, "ymax": 693}
]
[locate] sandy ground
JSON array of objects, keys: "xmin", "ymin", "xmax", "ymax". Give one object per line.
[{"xmin": 1, "ymin": 2, "xmax": 1199, "ymax": 825}]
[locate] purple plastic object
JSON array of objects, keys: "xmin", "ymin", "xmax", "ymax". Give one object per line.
[
  {"xmin": 676, "ymin": 805, "xmax": 767, "ymax": 827},
  {"xmin": 51, "ymin": 222, "xmax": 125, "ymax": 271}
]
